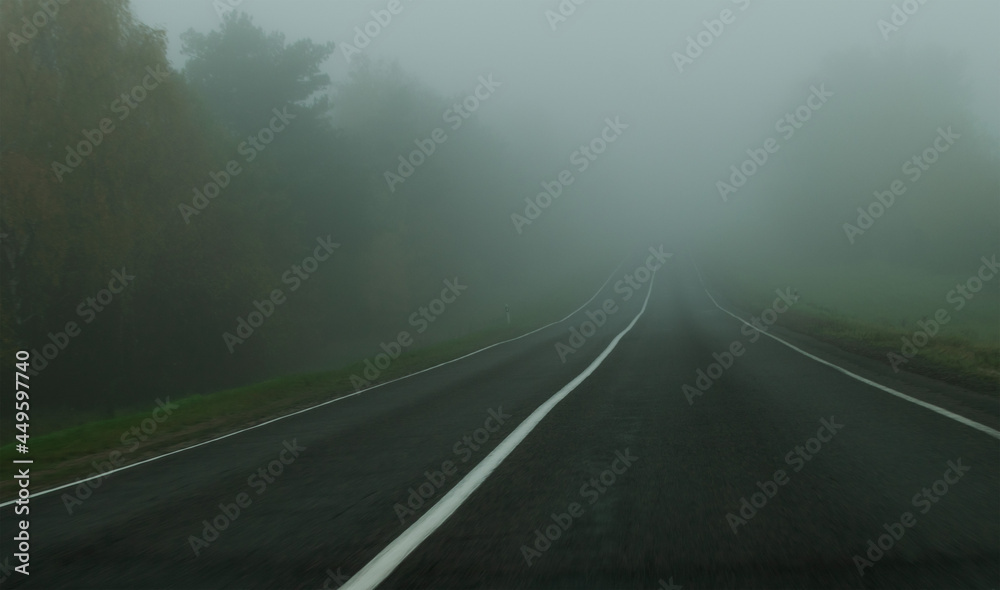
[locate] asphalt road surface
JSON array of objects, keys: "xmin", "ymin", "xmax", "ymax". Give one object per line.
[{"xmin": 2, "ymin": 252, "xmax": 998, "ymax": 589}]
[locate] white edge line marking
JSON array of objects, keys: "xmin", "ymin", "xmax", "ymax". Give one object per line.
[
  {"xmin": 692, "ymin": 262, "xmax": 1000, "ymax": 440},
  {"xmin": 342, "ymin": 270, "xmax": 658, "ymax": 590},
  {"xmin": 0, "ymin": 256, "xmax": 633, "ymax": 508}
]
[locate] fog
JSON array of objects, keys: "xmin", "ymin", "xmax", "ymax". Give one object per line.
[{"xmin": 2, "ymin": 0, "xmax": 997, "ymax": 427}]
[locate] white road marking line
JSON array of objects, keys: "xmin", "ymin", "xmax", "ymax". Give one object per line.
[
  {"xmin": 693, "ymin": 263, "xmax": 1000, "ymax": 440},
  {"xmin": 342, "ymin": 269, "xmax": 658, "ymax": 590},
  {"xmin": 0, "ymin": 257, "xmax": 632, "ymax": 508}
]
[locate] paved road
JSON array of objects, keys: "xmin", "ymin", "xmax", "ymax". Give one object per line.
[{"xmin": 2, "ymin": 252, "xmax": 997, "ymax": 589}]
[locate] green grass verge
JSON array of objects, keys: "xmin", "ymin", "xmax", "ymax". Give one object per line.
[
  {"xmin": 701, "ymin": 261, "xmax": 999, "ymax": 395},
  {"xmin": 0, "ymin": 269, "xmax": 601, "ymax": 502}
]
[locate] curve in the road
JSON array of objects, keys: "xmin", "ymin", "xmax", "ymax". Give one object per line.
[
  {"xmin": 342, "ymin": 268, "xmax": 659, "ymax": 590},
  {"xmin": 0, "ymin": 255, "xmax": 633, "ymax": 509}
]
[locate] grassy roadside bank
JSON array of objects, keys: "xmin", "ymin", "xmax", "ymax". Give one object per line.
[
  {"xmin": 0, "ymin": 267, "xmax": 606, "ymax": 502},
  {"xmin": 699, "ymin": 258, "xmax": 999, "ymax": 395}
]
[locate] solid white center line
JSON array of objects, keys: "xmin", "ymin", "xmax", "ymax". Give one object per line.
[{"xmin": 342, "ymin": 269, "xmax": 659, "ymax": 590}]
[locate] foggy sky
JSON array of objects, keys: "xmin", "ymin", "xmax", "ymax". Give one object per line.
[
  {"xmin": 132, "ymin": 1, "xmax": 999, "ymax": 135},
  {"xmin": 130, "ymin": 0, "xmax": 999, "ymax": 244}
]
